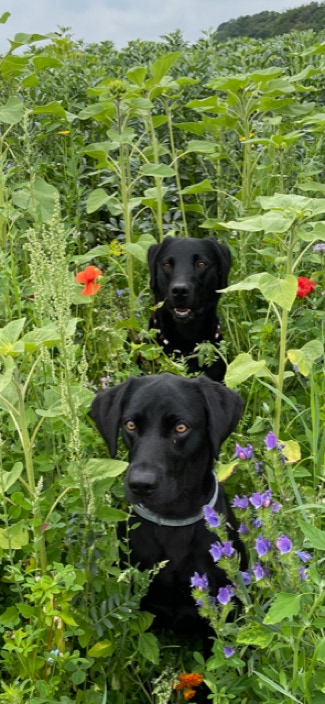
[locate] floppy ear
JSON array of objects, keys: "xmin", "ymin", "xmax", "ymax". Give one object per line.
[
  {"xmin": 197, "ymin": 376, "xmax": 244, "ymax": 458},
  {"xmin": 91, "ymin": 377, "xmax": 137, "ymax": 457},
  {"xmin": 207, "ymin": 236, "xmax": 232, "ymax": 290},
  {"xmin": 147, "ymin": 236, "xmax": 173, "ymax": 291}
]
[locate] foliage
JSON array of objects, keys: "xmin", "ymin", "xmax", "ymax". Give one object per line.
[{"xmin": 0, "ymin": 10, "xmax": 324, "ymax": 704}]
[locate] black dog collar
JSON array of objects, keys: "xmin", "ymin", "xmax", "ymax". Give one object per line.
[{"xmin": 133, "ymin": 476, "xmax": 219, "ymax": 527}]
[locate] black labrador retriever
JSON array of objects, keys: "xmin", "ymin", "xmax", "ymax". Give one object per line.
[
  {"xmin": 148, "ymin": 236, "xmax": 231, "ymax": 381},
  {"xmin": 91, "ymin": 373, "xmax": 246, "ymax": 643}
]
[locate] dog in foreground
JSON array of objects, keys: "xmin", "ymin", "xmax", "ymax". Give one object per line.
[
  {"xmin": 148, "ymin": 236, "xmax": 231, "ymax": 381},
  {"xmin": 92, "ymin": 373, "xmax": 246, "ymax": 645}
]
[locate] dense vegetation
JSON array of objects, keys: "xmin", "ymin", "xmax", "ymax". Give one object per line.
[
  {"xmin": 215, "ymin": 2, "xmax": 325, "ymax": 41},
  {"xmin": 0, "ymin": 10, "xmax": 324, "ymax": 704}
]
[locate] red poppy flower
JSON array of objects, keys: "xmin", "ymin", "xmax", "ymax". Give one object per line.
[
  {"xmin": 76, "ymin": 266, "xmax": 103, "ymax": 296},
  {"xmin": 296, "ymin": 276, "xmax": 316, "ymax": 298}
]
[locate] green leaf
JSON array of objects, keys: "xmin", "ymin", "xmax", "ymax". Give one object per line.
[
  {"xmin": 0, "ymin": 11, "xmax": 11, "ymax": 23},
  {"xmin": 259, "ymin": 273, "xmax": 297, "ymax": 311},
  {"xmin": 86, "ymin": 188, "xmax": 111, "ymax": 213},
  {"xmin": 287, "ymin": 339, "xmax": 323, "ymax": 376},
  {"xmin": 88, "ymin": 640, "xmax": 114, "ymax": 658},
  {"xmin": 0, "ymin": 357, "xmax": 15, "ymax": 393},
  {"xmin": 186, "ymin": 140, "xmax": 216, "ymax": 154},
  {"xmin": 237, "ymin": 622, "xmax": 275, "ymax": 648},
  {"xmin": 84, "ymin": 458, "xmax": 128, "ymax": 480},
  {"xmin": 150, "ymin": 51, "xmax": 181, "ymax": 82},
  {"xmin": 217, "ymin": 461, "xmax": 237, "ymax": 482},
  {"xmin": 0, "ymin": 606, "xmax": 20, "ymax": 628},
  {"xmin": 263, "ymin": 593, "xmax": 301, "ymax": 624},
  {"xmin": 140, "ymin": 164, "xmax": 175, "ymax": 178},
  {"xmin": 225, "ymin": 353, "xmax": 268, "ymax": 388},
  {"xmin": 138, "ymin": 632, "xmax": 160, "ymax": 664},
  {"xmin": 181, "ymin": 179, "xmax": 213, "ymax": 194},
  {"xmin": 126, "ymin": 66, "xmax": 147, "ymax": 86},
  {"xmin": 0, "ymin": 318, "xmax": 25, "ymax": 345},
  {"xmin": 299, "ymin": 521, "xmax": 325, "ymax": 550},
  {"xmin": 1, "ymin": 463, "xmax": 23, "ymax": 493},
  {"xmin": 0, "ymin": 96, "xmax": 24, "ymax": 125},
  {"xmin": 32, "ymin": 57, "xmax": 63, "ymax": 70},
  {"xmin": 253, "ymin": 671, "xmax": 303, "ymax": 702},
  {"xmin": 124, "ymin": 234, "xmax": 156, "ymax": 264},
  {"xmin": 0, "ymin": 524, "xmax": 29, "ymax": 550},
  {"xmin": 32, "ymin": 101, "xmax": 67, "ymax": 118}
]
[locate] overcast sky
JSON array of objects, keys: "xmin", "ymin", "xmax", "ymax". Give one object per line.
[{"xmin": 0, "ymin": 1, "xmax": 316, "ymax": 53}]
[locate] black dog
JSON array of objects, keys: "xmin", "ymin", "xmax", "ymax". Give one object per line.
[
  {"xmin": 91, "ymin": 373, "xmax": 245, "ymax": 642},
  {"xmin": 148, "ymin": 236, "xmax": 231, "ymax": 381}
]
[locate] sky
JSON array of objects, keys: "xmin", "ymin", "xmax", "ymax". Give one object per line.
[{"xmin": 0, "ymin": 0, "xmax": 316, "ymax": 53}]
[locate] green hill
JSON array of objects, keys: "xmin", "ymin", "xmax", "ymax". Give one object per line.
[{"xmin": 215, "ymin": 1, "xmax": 325, "ymax": 40}]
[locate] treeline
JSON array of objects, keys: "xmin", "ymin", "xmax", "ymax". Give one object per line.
[{"xmin": 215, "ymin": 2, "xmax": 325, "ymax": 40}]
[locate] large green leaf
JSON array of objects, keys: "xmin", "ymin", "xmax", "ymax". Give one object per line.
[
  {"xmin": 263, "ymin": 593, "xmax": 301, "ymax": 624},
  {"xmin": 150, "ymin": 51, "xmax": 181, "ymax": 82},
  {"xmin": 259, "ymin": 273, "xmax": 297, "ymax": 311},
  {"xmin": 299, "ymin": 521, "xmax": 325, "ymax": 550},
  {"xmin": 140, "ymin": 164, "xmax": 175, "ymax": 178},
  {"xmin": 288, "ymin": 339, "xmax": 323, "ymax": 376},
  {"xmin": 0, "ymin": 96, "xmax": 24, "ymax": 124},
  {"xmin": 138, "ymin": 632, "xmax": 160, "ymax": 664},
  {"xmin": 225, "ymin": 353, "xmax": 269, "ymax": 388}
]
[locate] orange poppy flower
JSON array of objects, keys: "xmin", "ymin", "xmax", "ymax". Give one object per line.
[
  {"xmin": 184, "ymin": 689, "xmax": 196, "ymax": 701},
  {"xmin": 76, "ymin": 266, "xmax": 103, "ymax": 296}
]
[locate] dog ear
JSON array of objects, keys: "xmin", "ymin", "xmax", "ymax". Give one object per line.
[
  {"xmin": 197, "ymin": 377, "xmax": 244, "ymax": 458},
  {"xmin": 207, "ymin": 237, "xmax": 232, "ymax": 290},
  {"xmin": 91, "ymin": 377, "xmax": 137, "ymax": 457},
  {"xmin": 147, "ymin": 236, "xmax": 173, "ymax": 291}
]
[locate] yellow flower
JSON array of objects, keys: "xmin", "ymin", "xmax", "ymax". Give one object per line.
[
  {"xmin": 110, "ymin": 239, "xmax": 126, "ymax": 257},
  {"xmin": 240, "ymin": 132, "xmax": 255, "ymax": 142},
  {"xmin": 58, "ymin": 130, "xmax": 70, "ymax": 135}
]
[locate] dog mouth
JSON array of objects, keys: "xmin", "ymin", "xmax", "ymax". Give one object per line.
[{"xmin": 173, "ymin": 306, "xmax": 192, "ymax": 319}]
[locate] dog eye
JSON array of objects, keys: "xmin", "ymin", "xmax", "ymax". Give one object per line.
[
  {"xmin": 197, "ymin": 261, "xmax": 207, "ymax": 269},
  {"xmin": 162, "ymin": 262, "xmax": 172, "ymax": 270},
  {"xmin": 175, "ymin": 422, "xmax": 188, "ymax": 434},
  {"xmin": 125, "ymin": 420, "xmax": 136, "ymax": 431}
]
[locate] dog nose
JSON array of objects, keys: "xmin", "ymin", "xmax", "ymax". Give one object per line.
[
  {"xmin": 171, "ymin": 282, "xmax": 189, "ymax": 297},
  {"xmin": 127, "ymin": 468, "xmax": 158, "ymax": 497}
]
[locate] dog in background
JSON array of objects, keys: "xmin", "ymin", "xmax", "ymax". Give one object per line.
[
  {"xmin": 148, "ymin": 236, "xmax": 231, "ymax": 381},
  {"xmin": 91, "ymin": 373, "xmax": 246, "ymax": 644}
]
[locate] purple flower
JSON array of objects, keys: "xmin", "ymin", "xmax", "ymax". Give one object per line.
[
  {"xmin": 271, "ymin": 502, "xmax": 281, "ymax": 513},
  {"xmin": 254, "ymin": 461, "xmax": 264, "ymax": 474},
  {"xmin": 251, "ymin": 516, "xmax": 263, "ymax": 529},
  {"xmin": 295, "ymin": 550, "xmax": 312, "ymax": 563},
  {"xmin": 234, "ymin": 443, "xmax": 254, "ymax": 460},
  {"xmin": 276, "ymin": 534, "xmax": 292, "ymax": 554},
  {"xmin": 190, "ymin": 572, "xmax": 209, "ymax": 590},
  {"xmin": 232, "ymin": 495, "xmax": 249, "ymax": 509},
  {"xmin": 255, "ymin": 536, "xmax": 272, "ymax": 557},
  {"xmin": 252, "ymin": 563, "xmax": 267, "ymax": 581},
  {"xmin": 116, "ymin": 289, "xmax": 124, "ymax": 297},
  {"xmin": 222, "ymin": 541, "xmax": 235, "ymax": 558},
  {"xmin": 240, "ymin": 570, "xmax": 252, "ymax": 585},
  {"xmin": 239, "ymin": 522, "xmax": 249, "ymax": 535},
  {"xmin": 264, "ymin": 431, "xmax": 278, "ymax": 450},
  {"xmin": 299, "ymin": 566, "xmax": 308, "ymax": 581},
  {"xmin": 224, "ymin": 646, "xmax": 235, "ymax": 658},
  {"xmin": 204, "ymin": 505, "xmax": 220, "ymax": 527},
  {"xmin": 250, "ymin": 492, "xmax": 263, "ymax": 509},
  {"xmin": 313, "ymin": 242, "xmax": 325, "ymax": 252},
  {"xmin": 209, "ymin": 542, "xmax": 223, "ymax": 562},
  {"xmin": 250, "ymin": 490, "xmax": 272, "ymax": 509},
  {"xmin": 217, "ymin": 585, "xmax": 234, "ymax": 605}
]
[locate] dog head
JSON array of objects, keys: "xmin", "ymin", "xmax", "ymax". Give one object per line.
[
  {"xmin": 91, "ymin": 374, "xmax": 243, "ymax": 518},
  {"xmin": 147, "ymin": 236, "xmax": 231, "ymax": 322}
]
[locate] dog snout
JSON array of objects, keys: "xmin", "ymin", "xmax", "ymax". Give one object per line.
[
  {"xmin": 171, "ymin": 281, "xmax": 189, "ymax": 298},
  {"xmin": 127, "ymin": 466, "xmax": 159, "ymax": 499}
]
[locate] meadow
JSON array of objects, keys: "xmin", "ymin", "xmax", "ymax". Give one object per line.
[{"xmin": 0, "ymin": 13, "xmax": 324, "ymax": 703}]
